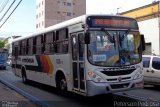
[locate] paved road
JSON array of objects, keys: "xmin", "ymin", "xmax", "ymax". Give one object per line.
[
  {"xmin": 1, "ymin": 68, "xmax": 160, "ymax": 107},
  {"xmin": 0, "ymin": 69, "xmax": 117, "ymax": 107},
  {"xmin": 0, "ymin": 79, "xmax": 37, "ymax": 107}
]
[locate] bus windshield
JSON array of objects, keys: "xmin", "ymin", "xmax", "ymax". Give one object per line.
[{"xmin": 87, "ymin": 30, "xmax": 142, "ymax": 67}]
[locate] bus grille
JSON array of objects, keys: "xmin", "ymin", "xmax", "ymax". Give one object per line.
[{"xmin": 101, "ymin": 68, "xmax": 135, "ymax": 76}]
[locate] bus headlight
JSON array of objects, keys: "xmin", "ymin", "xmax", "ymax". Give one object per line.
[
  {"xmin": 133, "ymin": 70, "xmax": 143, "ymax": 80},
  {"xmin": 88, "ymin": 71, "xmax": 105, "ymax": 82}
]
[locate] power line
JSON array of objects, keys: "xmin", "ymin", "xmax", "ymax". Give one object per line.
[
  {"xmin": 0, "ymin": 0, "xmax": 16, "ymax": 22},
  {"xmin": 0, "ymin": 0, "xmax": 9, "ymax": 13},
  {"xmin": 0, "ymin": 1, "xmax": 5, "ymax": 14},
  {"xmin": 0, "ymin": 0, "xmax": 23, "ymax": 28}
]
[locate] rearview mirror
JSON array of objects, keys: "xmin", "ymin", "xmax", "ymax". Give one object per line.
[
  {"xmin": 140, "ymin": 34, "xmax": 145, "ymax": 51},
  {"xmin": 84, "ymin": 32, "xmax": 90, "ymax": 44}
]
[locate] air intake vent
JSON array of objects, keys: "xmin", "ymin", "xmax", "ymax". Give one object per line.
[{"xmin": 101, "ymin": 68, "xmax": 135, "ymax": 76}]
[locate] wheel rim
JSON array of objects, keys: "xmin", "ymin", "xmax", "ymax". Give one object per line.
[
  {"xmin": 22, "ymin": 75, "xmax": 26, "ymax": 82},
  {"xmin": 60, "ymin": 79, "xmax": 67, "ymax": 91}
]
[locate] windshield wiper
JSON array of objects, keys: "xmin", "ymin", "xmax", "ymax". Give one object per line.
[
  {"xmin": 101, "ymin": 28, "xmax": 115, "ymax": 44},
  {"xmin": 119, "ymin": 29, "xmax": 131, "ymax": 48}
]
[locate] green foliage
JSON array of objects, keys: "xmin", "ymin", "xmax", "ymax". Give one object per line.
[{"xmin": 0, "ymin": 40, "xmax": 6, "ymax": 48}]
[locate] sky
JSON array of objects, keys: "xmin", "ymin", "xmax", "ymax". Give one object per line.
[
  {"xmin": 0, "ymin": 0, "xmax": 157, "ymax": 37},
  {"xmin": 0, "ymin": 0, "xmax": 36, "ymax": 37}
]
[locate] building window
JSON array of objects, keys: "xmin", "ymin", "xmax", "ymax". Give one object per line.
[
  {"xmin": 67, "ymin": 12, "xmax": 71, "ymax": 16},
  {"xmin": 36, "ymin": 14, "xmax": 38, "ymax": 19},
  {"xmin": 42, "ymin": 21, "xmax": 44, "ymax": 26},
  {"xmin": 42, "ymin": 1, "xmax": 43, "ymax": 5},
  {"xmin": 67, "ymin": 2, "xmax": 71, "ymax": 6},
  {"xmin": 42, "ymin": 11, "xmax": 43, "ymax": 16},
  {"xmin": 63, "ymin": 2, "xmax": 66, "ymax": 6},
  {"xmin": 39, "ymin": 13, "xmax": 41, "ymax": 17},
  {"xmin": 36, "ymin": 24, "xmax": 38, "ymax": 28}
]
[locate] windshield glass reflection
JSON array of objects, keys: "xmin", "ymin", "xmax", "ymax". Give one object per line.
[{"xmin": 88, "ymin": 30, "xmax": 142, "ymax": 66}]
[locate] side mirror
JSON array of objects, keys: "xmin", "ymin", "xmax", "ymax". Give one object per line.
[
  {"xmin": 140, "ymin": 34, "xmax": 145, "ymax": 51},
  {"xmin": 84, "ymin": 32, "xmax": 90, "ymax": 44}
]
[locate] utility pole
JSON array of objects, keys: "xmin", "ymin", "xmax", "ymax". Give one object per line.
[{"xmin": 117, "ymin": 8, "xmax": 120, "ymax": 15}]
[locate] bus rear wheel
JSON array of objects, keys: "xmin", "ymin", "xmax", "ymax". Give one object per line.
[{"xmin": 22, "ymin": 69, "xmax": 27, "ymax": 83}]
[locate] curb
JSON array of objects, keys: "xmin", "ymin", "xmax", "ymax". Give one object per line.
[{"xmin": 0, "ymin": 78, "xmax": 53, "ymax": 107}]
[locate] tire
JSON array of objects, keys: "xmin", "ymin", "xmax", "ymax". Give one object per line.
[
  {"xmin": 59, "ymin": 78, "xmax": 67, "ymax": 91},
  {"xmin": 3, "ymin": 66, "xmax": 6, "ymax": 70},
  {"xmin": 22, "ymin": 69, "xmax": 27, "ymax": 84},
  {"xmin": 154, "ymin": 85, "xmax": 160, "ymax": 89},
  {"xmin": 56, "ymin": 76, "xmax": 67, "ymax": 95}
]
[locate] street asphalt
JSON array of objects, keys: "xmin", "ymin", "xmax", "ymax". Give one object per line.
[{"xmin": 0, "ymin": 71, "xmax": 38, "ymax": 107}]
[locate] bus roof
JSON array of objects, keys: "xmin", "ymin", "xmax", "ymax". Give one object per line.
[{"xmin": 12, "ymin": 14, "xmax": 136, "ymax": 43}]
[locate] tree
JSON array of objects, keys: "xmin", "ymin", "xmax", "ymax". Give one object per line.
[{"xmin": 0, "ymin": 39, "xmax": 7, "ymax": 48}]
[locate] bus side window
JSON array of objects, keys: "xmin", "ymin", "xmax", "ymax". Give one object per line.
[
  {"xmin": 12, "ymin": 44, "xmax": 15, "ymax": 56},
  {"xmin": 22, "ymin": 40, "xmax": 26, "ymax": 55},
  {"xmin": 15, "ymin": 46, "xmax": 19, "ymax": 59},
  {"xmin": 55, "ymin": 28, "xmax": 68, "ymax": 54},
  {"xmin": 36, "ymin": 35, "xmax": 43, "ymax": 54},
  {"xmin": 25, "ymin": 38, "xmax": 33, "ymax": 55},
  {"xmin": 29, "ymin": 38, "xmax": 33, "ymax": 55},
  {"xmin": 33, "ymin": 37, "xmax": 37, "ymax": 54},
  {"xmin": 19, "ymin": 41, "xmax": 22, "ymax": 55},
  {"xmin": 44, "ymin": 32, "xmax": 54, "ymax": 54},
  {"xmin": 26, "ymin": 39, "xmax": 29, "ymax": 55}
]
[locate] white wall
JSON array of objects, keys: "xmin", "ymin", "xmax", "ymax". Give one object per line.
[{"xmin": 138, "ymin": 18, "xmax": 160, "ymax": 55}]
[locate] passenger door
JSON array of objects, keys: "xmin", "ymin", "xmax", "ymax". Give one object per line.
[{"xmin": 71, "ymin": 32, "xmax": 86, "ymax": 92}]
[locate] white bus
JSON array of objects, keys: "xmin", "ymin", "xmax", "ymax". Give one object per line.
[{"xmin": 12, "ymin": 14, "xmax": 145, "ymax": 96}]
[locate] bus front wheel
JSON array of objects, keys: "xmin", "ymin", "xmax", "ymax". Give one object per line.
[
  {"xmin": 59, "ymin": 78, "xmax": 67, "ymax": 91},
  {"xmin": 56, "ymin": 72, "xmax": 67, "ymax": 94}
]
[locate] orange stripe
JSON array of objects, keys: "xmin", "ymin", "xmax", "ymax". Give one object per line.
[
  {"xmin": 43, "ymin": 55, "xmax": 49, "ymax": 73},
  {"xmin": 46, "ymin": 55, "xmax": 54, "ymax": 74}
]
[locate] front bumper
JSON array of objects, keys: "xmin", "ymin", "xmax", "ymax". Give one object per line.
[{"xmin": 86, "ymin": 77, "xmax": 143, "ymax": 96}]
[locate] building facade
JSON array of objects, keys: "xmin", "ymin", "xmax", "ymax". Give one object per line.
[
  {"xmin": 120, "ymin": 1, "xmax": 160, "ymax": 55},
  {"xmin": 36, "ymin": 0, "xmax": 86, "ymax": 31}
]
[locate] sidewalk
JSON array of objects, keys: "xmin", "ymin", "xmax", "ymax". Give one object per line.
[{"xmin": 0, "ymin": 82, "xmax": 37, "ymax": 107}]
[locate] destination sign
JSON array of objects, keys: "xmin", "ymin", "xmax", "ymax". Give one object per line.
[{"xmin": 87, "ymin": 16, "xmax": 138, "ymax": 30}]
